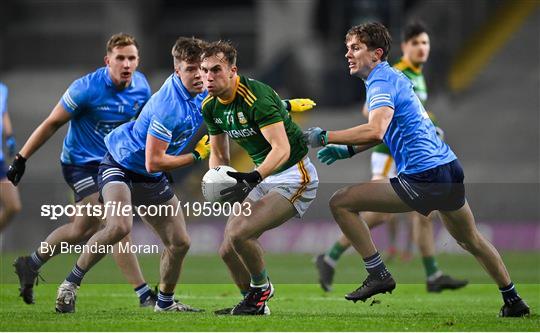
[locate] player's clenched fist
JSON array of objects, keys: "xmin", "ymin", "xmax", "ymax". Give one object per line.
[
  {"xmin": 7, "ymin": 153, "xmax": 27, "ymax": 185},
  {"xmin": 192, "ymin": 134, "xmax": 210, "ymax": 161},
  {"xmin": 285, "ymin": 98, "xmax": 317, "ymax": 112}
]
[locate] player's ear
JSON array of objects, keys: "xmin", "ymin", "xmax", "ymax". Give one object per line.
[
  {"xmin": 373, "ymin": 48, "xmax": 383, "ymax": 62},
  {"xmin": 104, "ymin": 55, "xmax": 109, "ymax": 66},
  {"xmin": 230, "ymin": 65, "xmax": 237, "ymax": 78},
  {"xmin": 173, "ymin": 61, "xmax": 181, "ymax": 76}
]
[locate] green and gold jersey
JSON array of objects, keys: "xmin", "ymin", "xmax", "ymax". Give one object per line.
[
  {"xmin": 202, "ymin": 75, "xmax": 308, "ymax": 174},
  {"xmin": 373, "ymin": 58, "xmax": 430, "ymax": 155},
  {"xmin": 393, "ymin": 58, "xmax": 428, "ymax": 105}
]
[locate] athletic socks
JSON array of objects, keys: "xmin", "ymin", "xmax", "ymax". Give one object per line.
[
  {"xmin": 500, "ymin": 282, "xmax": 522, "ymax": 305},
  {"xmin": 29, "ymin": 251, "xmax": 45, "ymax": 271},
  {"xmin": 134, "ymin": 283, "xmax": 151, "ymax": 302},
  {"xmin": 422, "ymin": 256, "xmax": 441, "ymax": 280},
  {"xmin": 325, "ymin": 241, "xmax": 348, "ymax": 265},
  {"xmin": 250, "ymin": 269, "xmax": 269, "ymax": 288},
  {"xmin": 157, "ymin": 290, "xmax": 174, "ymax": 309},
  {"xmin": 66, "ymin": 264, "xmax": 86, "ymax": 286},
  {"xmin": 363, "ymin": 252, "xmax": 391, "ymax": 280}
]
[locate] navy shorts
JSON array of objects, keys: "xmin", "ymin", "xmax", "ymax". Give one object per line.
[
  {"xmin": 61, "ymin": 162, "xmax": 100, "ymax": 202},
  {"xmin": 98, "ymin": 153, "xmax": 174, "ymax": 206},
  {"xmin": 390, "ymin": 159, "xmax": 466, "ymax": 216}
]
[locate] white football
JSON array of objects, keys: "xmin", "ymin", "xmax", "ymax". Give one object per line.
[{"xmin": 201, "ymin": 165, "xmax": 238, "ymax": 202}]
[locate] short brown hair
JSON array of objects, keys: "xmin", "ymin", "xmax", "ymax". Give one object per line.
[
  {"xmin": 201, "ymin": 40, "xmax": 237, "ymax": 66},
  {"xmin": 346, "ymin": 22, "xmax": 392, "ymax": 61},
  {"xmin": 402, "ymin": 21, "xmax": 428, "ymax": 42},
  {"xmin": 106, "ymin": 33, "xmax": 139, "ymax": 53},
  {"xmin": 171, "ymin": 37, "xmax": 206, "ymax": 64}
]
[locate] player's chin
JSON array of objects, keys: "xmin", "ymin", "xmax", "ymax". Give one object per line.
[
  {"xmin": 118, "ymin": 78, "xmax": 130, "ymax": 87},
  {"xmin": 415, "ymin": 55, "xmax": 428, "ymax": 63}
]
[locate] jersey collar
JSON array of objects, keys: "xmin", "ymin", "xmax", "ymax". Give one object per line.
[
  {"xmin": 365, "ymin": 61, "xmax": 389, "ymax": 85},
  {"xmin": 172, "ymin": 74, "xmax": 193, "ymax": 101},
  {"xmin": 217, "ymin": 76, "xmax": 240, "ymax": 105},
  {"xmin": 398, "ymin": 57, "xmax": 422, "ymax": 74}
]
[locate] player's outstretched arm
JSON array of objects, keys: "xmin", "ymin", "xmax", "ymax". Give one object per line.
[
  {"xmin": 304, "ymin": 106, "xmax": 393, "ymax": 148},
  {"xmin": 7, "ymin": 103, "xmax": 72, "ymax": 185},
  {"xmin": 19, "ymin": 103, "xmax": 72, "ymax": 159},
  {"xmin": 282, "ymin": 99, "xmax": 317, "ymax": 113},
  {"xmin": 209, "ymin": 133, "xmax": 230, "ymax": 168},
  {"xmin": 145, "ymin": 134, "xmax": 209, "ymax": 173}
]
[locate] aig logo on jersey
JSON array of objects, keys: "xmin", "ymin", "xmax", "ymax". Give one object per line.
[{"xmin": 237, "ymin": 112, "xmax": 248, "ymax": 125}]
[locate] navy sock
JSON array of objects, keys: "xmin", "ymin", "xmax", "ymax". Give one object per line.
[
  {"xmin": 134, "ymin": 283, "xmax": 151, "ymax": 302},
  {"xmin": 66, "ymin": 264, "xmax": 86, "ymax": 286},
  {"xmin": 157, "ymin": 290, "xmax": 174, "ymax": 309},
  {"xmin": 29, "ymin": 251, "xmax": 44, "ymax": 271},
  {"xmin": 499, "ymin": 282, "xmax": 521, "ymax": 305},
  {"xmin": 363, "ymin": 252, "xmax": 390, "ymax": 280}
]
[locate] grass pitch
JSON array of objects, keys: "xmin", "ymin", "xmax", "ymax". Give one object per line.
[{"xmin": 1, "ymin": 252, "xmax": 538, "ymax": 331}]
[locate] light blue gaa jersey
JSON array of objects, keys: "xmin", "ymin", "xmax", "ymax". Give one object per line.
[
  {"xmin": 0, "ymin": 82, "xmax": 7, "ymax": 162},
  {"xmin": 59, "ymin": 67, "xmax": 151, "ymax": 165},
  {"xmin": 105, "ymin": 74, "xmax": 207, "ymax": 177},
  {"xmin": 365, "ymin": 61, "xmax": 456, "ymax": 174}
]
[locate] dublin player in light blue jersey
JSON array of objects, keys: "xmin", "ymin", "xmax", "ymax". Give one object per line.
[
  {"xmin": 54, "ymin": 37, "xmax": 211, "ymax": 314},
  {"xmin": 304, "ymin": 22, "xmax": 529, "ymax": 317},
  {"xmin": 7, "ymin": 34, "xmax": 157, "ymax": 308},
  {"xmin": 53, "ymin": 36, "xmax": 316, "ymax": 314},
  {"xmin": 0, "ymin": 82, "xmax": 22, "ymax": 232}
]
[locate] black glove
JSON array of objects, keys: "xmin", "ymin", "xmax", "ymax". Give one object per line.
[
  {"xmin": 7, "ymin": 153, "xmax": 27, "ymax": 186},
  {"xmin": 220, "ymin": 170, "xmax": 263, "ymax": 203}
]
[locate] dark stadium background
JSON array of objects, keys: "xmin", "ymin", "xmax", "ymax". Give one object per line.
[{"xmin": 0, "ymin": 0, "xmax": 538, "ymax": 260}]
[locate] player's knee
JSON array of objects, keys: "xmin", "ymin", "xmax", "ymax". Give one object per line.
[
  {"xmin": 329, "ymin": 189, "xmax": 347, "ymax": 212},
  {"xmin": 105, "ymin": 220, "xmax": 131, "ymax": 241},
  {"xmin": 227, "ymin": 221, "xmax": 249, "ymax": 248},
  {"xmin": 78, "ymin": 223, "xmax": 100, "ymax": 241},
  {"xmin": 4, "ymin": 200, "xmax": 22, "ymax": 218},
  {"xmin": 330, "ymin": 188, "xmax": 358, "ymax": 217},
  {"xmin": 165, "ymin": 235, "xmax": 191, "ymax": 256},
  {"xmin": 218, "ymin": 240, "xmax": 235, "ymax": 260}
]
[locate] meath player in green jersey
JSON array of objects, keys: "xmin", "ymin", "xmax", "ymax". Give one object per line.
[
  {"xmin": 315, "ymin": 22, "xmax": 467, "ymax": 293},
  {"xmin": 201, "ymin": 41, "xmax": 318, "ymax": 315}
]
